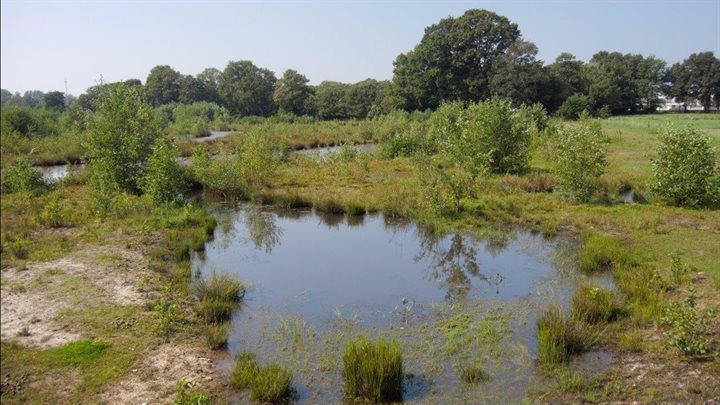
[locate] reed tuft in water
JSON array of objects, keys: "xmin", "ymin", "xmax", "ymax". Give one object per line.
[{"xmin": 342, "ymin": 335, "xmax": 403, "ymax": 403}]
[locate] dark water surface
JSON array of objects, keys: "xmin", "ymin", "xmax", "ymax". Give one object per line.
[{"xmin": 194, "ymin": 205, "xmax": 610, "ymax": 403}]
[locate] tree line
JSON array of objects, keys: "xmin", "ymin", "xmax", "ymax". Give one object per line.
[{"xmin": 3, "ymin": 8, "xmax": 719, "ymax": 121}]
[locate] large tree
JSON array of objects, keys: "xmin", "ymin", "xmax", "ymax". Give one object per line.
[
  {"xmin": 43, "ymin": 91, "xmax": 66, "ymax": 112},
  {"xmin": 273, "ymin": 69, "xmax": 312, "ymax": 115},
  {"xmin": 667, "ymin": 52, "xmax": 720, "ymax": 111},
  {"xmin": 218, "ymin": 60, "xmax": 277, "ymax": 116},
  {"xmin": 196, "ymin": 67, "xmax": 222, "ymax": 103},
  {"xmin": 489, "ymin": 40, "xmax": 549, "ymax": 107},
  {"xmin": 311, "ymin": 81, "xmax": 348, "ymax": 120},
  {"xmin": 178, "ymin": 74, "xmax": 211, "ymax": 104},
  {"xmin": 145, "ymin": 65, "xmax": 181, "ymax": 106},
  {"xmin": 392, "ymin": 9, "xmax": 520, "ymax": 110}
]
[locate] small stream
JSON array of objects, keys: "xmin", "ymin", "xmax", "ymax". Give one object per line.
[{"xmin": 193, "ymin": 204, "xmax": 613, "ymax": 403}]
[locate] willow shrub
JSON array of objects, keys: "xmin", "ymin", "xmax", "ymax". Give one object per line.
[
  {"xmin": 650, "ymin": 125, "xmax": 718, "ymax": 208},
  {"xmin": 342, "ymin": 335, "xmax": 403, "ymax": 402}
]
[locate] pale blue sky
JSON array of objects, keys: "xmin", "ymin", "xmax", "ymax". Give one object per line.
[{"xmin": 2, "ymin": 0, "xmax": 719, "ymax": 96}]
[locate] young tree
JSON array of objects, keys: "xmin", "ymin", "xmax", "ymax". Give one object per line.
[
  {"xmin": 273, "ymin": 69, "xmax": 312, "ymax": 115},
  {"xmin": 650, "ymin": 126, "xmax": 718, "ymax": 207},
  {"xmin": 85, "ymin": 83, "xmax": 161, "ymax": 194},
  {"xmin": 218, "ymin": 60, "xmax": 276, "ymax": 116},
  {"xmin": 140, "ymin": 140, "xmax": 187, "ymax": 205},
  {"xmin": 554, "ymin": 116, "xmax": 609, "ymax": 202}
]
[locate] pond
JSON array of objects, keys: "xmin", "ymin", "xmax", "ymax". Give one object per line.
[
  {"xmin": 294, "ymin": 143, "xmax": 377, "ymax": 160},
  {"xmin": 34, "ymin": 163, "xmax": 86, "ymax": 182},
  {"xmin": 191, "ymin": 130, "xmax": 233, "ymax": 142},
  {"xmin": 193, "ymin": 205, "xmax": 611, "ymax": 403}
]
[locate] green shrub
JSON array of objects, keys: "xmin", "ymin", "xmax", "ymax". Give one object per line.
[
  {"xmin": 650, "ymin": 125, "xmax": 718, "ymax": 208},
  {"xmin": 660, "ymin": 288, "xmax": 716, "ymax": 358},
  {"xmin": 37, "ymin": 196, "xmax": 72, "ymax": 228},
  {"xmin": 579, "ymin": 234, "xmax": 630, "ymax": 272},
  {"xmin": 571, "ymin": 285, "xmax": 618, "ymax": 324},
  {"xmin": 192, "ymin": 273, "xmax": 244, "ymax": 302},
  {"xmin": 85, "ymin": 83, "xmax": 161, "ymax": 194},
  {"xmin": 7, "ymin": 237, "xmax": 31, "ymax": 259},
  {"xmin": 141, "ymin": 140, "xmax": 188, "ymax": 205},
  {"xmin": 204, "ymin": 322, "xmax": 229, "ymax": 350},
  {"xmin": 537, "ymin": 306, "xmax": 598, "ymax": 368},
  {"xmin": 554, "ymin": 116, "xmax": 609, "ymax": 202},
  {"xmin": 2, "ymin": 156, "xmax": 46, "ymax": 194},
  {"xmin": 342, "ymin": 335, "xmax": 403, "ymax": 403},
  {"xmin": 669, "ymin": 251, "xmax": 692, "ymax": 287},
  {"xmin": 557, "ymin": 93, "xmax": 592, "ymax": 120},
  {"xmin": 154, "ymin": 287, "xmax": 181, "ymax": 338},
  {"xmin": 378, "ymin": 131, "xmax": 428, "ymax": 158}
]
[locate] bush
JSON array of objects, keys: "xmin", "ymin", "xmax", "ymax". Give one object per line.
[
  {"xmin": 579, "ymin": 234, "xmax": 631, "ymax": 272},
  {"xmin": 650, "ymin": 125, "xmax": 718, "ymax": 208},
  {"xmin": 378, "ymin": 130, "xmax": 428, "ymax": 159},
  {"xmin": 37, "ymin": 196, "xmax": 72, "ymax": 228},
  {"xmin": 557, "ymin": 93, "xmax": 592, "ymax": 120},
  {"xmin": 85, "ymin": 83, "xmax": 161, "ymax": 194},
  {"xmin": 571, "ymin": 285, "xmax": 618, "ymax": 324},
  {"xmin": 2, "ymin": 156, "xmax": 46, "ymax": 194},
  {"xmin": 141, "ymin": 140, "xmax": 188, "ymax": 205},
  {"xmin": 661, "ymin": 289, "xmax": 716, "ymax": 358},
  {"xmin": 537, "ymin": 306, "xmax": 598, "ymax": 368},
  {"xmin": 554, "ymin": 116, "xmax": 609, "ymax": 202},
  {"xmin": 342, "ymin": 335, "xmax": 403, "ymax": 403}
]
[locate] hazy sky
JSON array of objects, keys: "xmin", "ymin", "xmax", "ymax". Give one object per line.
[{"xmin": 2, "ymin": 0, "xmax": 719, "ymax": 96}]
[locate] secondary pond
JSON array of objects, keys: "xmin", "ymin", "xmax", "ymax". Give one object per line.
[
  {"xmin": 193, "ymin": 205, "xmax": 612, "ymax": 404},
  {"xmin": 35, "ymin": 163, "xmax": 86, "ymax": 182},
  {"xmin": 191, "ymin": 130, "xmax": 233, "ymax": 142}
]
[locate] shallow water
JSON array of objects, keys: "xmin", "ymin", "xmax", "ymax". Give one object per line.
[
  {"xmin": 34, "ymin": 163, "xmax": 86, "ymax": 182},
  {"xmin": 293, "ymin": 143, "xmax": 377, "ymax": 160},
  {"xmin": 194, "ymin": 205, "xmax": 612, "ymax": 403},
  {"xmin": 191, "ymin": 130, "xmax": 233, "ymax": 142}
]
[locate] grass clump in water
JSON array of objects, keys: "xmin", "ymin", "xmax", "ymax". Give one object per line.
[
  {"xmin": 315, "ymin": 199, "xmax": 345, "ymax": 214},
  {"xmin": 537, "ymin": 306, "xmax": 599, "ymax": 369},
  {"xmin": 192, "ymin": 272, "xmax": 244, "ymax": 302},
  {"xmin": 342, "ymin": 335, "xmax": 403, "ymax": 403},
  {"xmin": 579, "ymin": 233, "xmax": 631, "ymax": 272},
  {"xmin": 345, "ymin": 202, "xmax": 366, "ymax": 216},
  {"xmin": 571, "ymin": 285, "xmax": 619, "ymax": 324},
  {"xmin": 230, "ymin": 352, "xmax": 294, "ymax": 403},
  {"xmin": 458, "ymin": 363, "xmax": 489, "ymax": 384},
  {"xmin": 204, "ymin": 322, "xmax": 229, "ymax": 349}
]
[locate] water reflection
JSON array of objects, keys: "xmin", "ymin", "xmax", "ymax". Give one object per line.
[{"xmin": 242, "ymin": 208, "xmax": 283, "ymax": 253}]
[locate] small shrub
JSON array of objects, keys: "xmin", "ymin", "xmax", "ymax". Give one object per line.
[
  {"xmin": 141, "ymin": 140, "xmax": 188, "ymax": 205},
  {"xmin": 579, "ymin": 234, "xmax": 630, "ymax": 272},
  {"xmin": 669, "ymin": 251, "xmax": 692, "ymax": 287},
  {"xmin": 660, "ymin": 288, "xmax": 716, "ymax": 358},
  {"xmin": 8, "ymin": 237, "xmax": 31, "ymax": 259},
  {"xmin": 571, "ymin": 285, "xmax": 618, "ymax": 324},
  {"xmin": 2, "ymin": 156, "xmax": 46, "ymax": 194},
  {"xmin": 250, "ymin": 363, "xmax": 294, "ymax": 403},
  {"xmin": 378, "ymin": 131, "xmax": 427, "ymax": 158},
  {"xmin": 554, "ymin": 116, "xmax": 609, "ymax": 202},
  {"xmin": 650, "ymin": 125, "xmax": 718, "ymax": 208},
  {"xmin": 154, "ymin": 287, "xmax": 181, "ymax": 338},
  {"xmin": 342, "ymin": 335, "xmax": 403, "ymax": 403},
  {"xmin": 557, "ymin": 93, "xmax": 592, "ymax": 120},
  {"xmin": 192, "ymin": 273, "xmax": 244, "ymax": 302},
  {"xmin": 537, "ymin": 306, "xmax": 598, "ymax": 368},
  {"xmin": 204, "ymin": 322, "xmax": 229, "ymax": 350},
  {"xmin": 37, "ymin": 196, "xmax": 72, "ymax": 228}
]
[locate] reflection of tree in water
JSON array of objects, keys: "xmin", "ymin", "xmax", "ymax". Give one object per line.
[
  {"xmin": 242, "ymin": 208, "xmax": 283, "ymax": 253},
  {"xmin": 415, "ymin": 227, "xmax": 505, "ymax": 302},
  {"xmin": 317, "ymin": 212, "xmax": 344, "ymax": 228}
]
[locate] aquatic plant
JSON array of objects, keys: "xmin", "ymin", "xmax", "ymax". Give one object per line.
[
  {"xmin": 537, "ymin": 306, "xmax": 599, "ymax": 368},
  {"xmin": 229, "ymin": 352, "xmax": 259, "ymax": 390},
  {"xmin": 229, "ymin": 352, "xmax": 294, "ymax": 403},
  {"xmin": 191, "ymin": 272, "xmax": 244, "ymax": 302},
  {"xmin": 342, "ymin": 335, "xmax": 403, "ymax": 402},
  {"xmin": 571, "ymin": 285, "xmax": 619, "ymax": 324},
  {"xmin": 204, "ymin": 322, "xmax": 229, "ymax": 350}
]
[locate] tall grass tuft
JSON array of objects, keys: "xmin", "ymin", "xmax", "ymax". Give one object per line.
[
  {"xmin": 229, "ymin": 352, "xmax": 294, "ymax": 403},
  {"xmin": 192, "ymin": 273, "xmax": 244, "ymax": 302},
  {"xmin": 537, "ymin": 306, "xmax": 599, "ymax": 368},
  {"xmin": 204, "ymin": 322, "xmax": 229, "ymax": 349},
  {"xmin": 342, "ymin": 335, "xmax": 403, "ymax": 403},
  {"xmin": 571, "ymin": 285, "xmax": 619, "ymax": 324},
  {"xmin": 579, "ymin": 233, "xmax": 631, "ymax": 272}
]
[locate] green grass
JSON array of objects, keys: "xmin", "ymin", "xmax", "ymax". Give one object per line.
[
  {"xmin": 571, "ymin": 285, "xmax": 619, "ymax": 324},
  {"xmin": 579, "ymin": 233, "xmax": 632, "ymax": 272},
  {"xmin": 229, "ymin": 352, "xmax": 294, "ymax": 403},
  {"xmin": 204, "ymin": 322, "xmax": 229, "ymax": 349},
  {"xmin": 342, "ymin": 335, "xmax": 403, "ymax": 403},
  {"xmin": 194, "ymin": 299, "xmax": 234, "ymax": 323},
  {"xmin": 458, "ymin": 363, "xmax": 489, "ymax": 384},
  {"xmin": 46, "ymin": 340, "xmax": 111, "ymax": 367},
  {"xmin": 537, "ymin": 306, "xmax": 599, "ymax": 369},
  {"xmin": 191, "ymin": 272, "xmax": 244, "ymax": 302}
]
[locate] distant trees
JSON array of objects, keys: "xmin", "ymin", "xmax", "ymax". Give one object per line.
[
  {"xmin": 196, "ymin": 67, "xmax": 222, "ymax": 103},
  {"xmin": 218, "ymin": 60, "xmax": 277, "ymax": 116},
  {"xmin": 273, "ymin": 69, "xmax": 312, "ymax": 115},
  {"xmin": 488, "ymin": 39, "xmax": 548, "ymax": 107},
  {"xmin": 666, "ymin": 52, "xmax": 720, "ymax": 111},
  {"xmin": 43, "ymin": 91, "xmax": 66, "ymax": 112},
  {"xmin": 145, "ymin": 65, "xmax": 182, "ymax": 106},
  {"xmin": 393, "ymin": 9, "xmax": 520, "ymax": 110}
]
